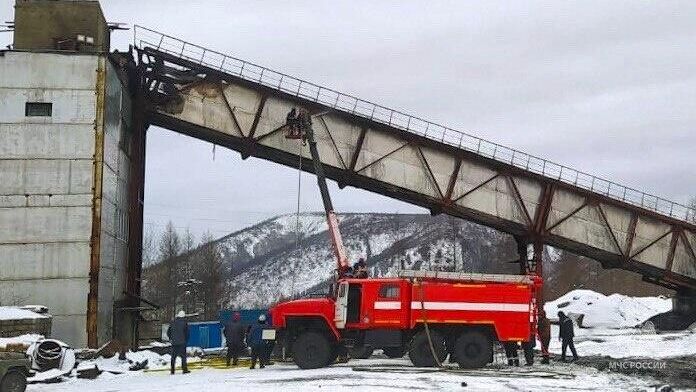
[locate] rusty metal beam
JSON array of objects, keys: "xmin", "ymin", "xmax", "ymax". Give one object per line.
[
  {"xmin": 349, "ymin": 127, "xmax": 367, "ymax": 172},
  {"xmin": 318, "ymin": 116, "xmax": 348, "ymax": 169},
  {"xmin": 247, "ymin": 94, "xmax": 267, "ymax": 139},
  {"xmin": 630, "ymin": 229, "xmax": 673, "ymax": 260},
  {"xmin": 417, "ymin": 147, "xmax": 444, "ymax": 199},
  {"xmin": 597, "ymin": 204, "xmax": 624, "ymax": 256},
  {"xmin": 533, "ymin": 183, "xmax": 555, "ymax": 235},
  {"xmin": 624, "ymin": 213, "xmax": 639, "ymax": 259},
  {"xmin": 216, "ymin": 81, "xmax": 245, "ymax": 136},
  {"xmin": 444, "ymin": 158, "xmax": 462, "ymax": 202},
  {"xmin": 680, "ymin": 231, "xmax": 696, "ymax": 265},
  {"xmin": 355, "ymin": 142, "xmax": 410, "ymax": 174},
  {"xmin": 665, "ymin": 229, "xmax": 681, "ymax": 273},
  {"xmin": 87, "ymin": 59, "xmax": 106, "ymax": 349},
  {"xmin": 451, "ymin": 173, "xmax": 500, "ymax": 204},
  {"xmin": 545, "ymin": 199, "xmax": 589, "ymax": 234},
  {"xmin": 506, "ymin": 175, "xmax": 533, "ymax": 228}
]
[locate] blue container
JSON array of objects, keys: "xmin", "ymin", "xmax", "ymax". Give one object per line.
[{"xmin": 186, "ymin": 321, "xmax": 223, "ymax": 348}]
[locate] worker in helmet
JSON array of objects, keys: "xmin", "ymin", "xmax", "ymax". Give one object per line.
[
  {"xmin": 248, "ymin": 314, "xmax": 268, "ymax": 369},
  {"xmin": 558, "ymin": 311, "xmax": 579, "ymax": 361},
  {"xmin": 223, "ymin": 312, "xmax": 245, "ymax": 367},
  {"xmin": 286, "ymin": 108, "xmax": 300, "ymax": 138},
  {"xmin": 167, "ymin": 310, "xmax": 190, "ymax": 374},
  {"xmin": 353, "ymin": 258, "xmax": 368, "ymax": 279}
]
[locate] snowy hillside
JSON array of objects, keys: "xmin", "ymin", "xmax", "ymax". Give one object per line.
[
  {"xmin": 164, "ymin": 212, "xmax": 671, "ymax": 310},
  {"xmin": 220, "ymin": 213, "xmax": 517, "ymax": 308}
]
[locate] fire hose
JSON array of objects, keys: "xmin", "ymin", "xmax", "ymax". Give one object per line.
[{"xmin": 417, "ymin": 278, "xmax": 443, "ymax": 368}]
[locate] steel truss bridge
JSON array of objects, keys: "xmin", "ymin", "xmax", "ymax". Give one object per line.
[{"xmin": 128, "ymin": 26, "xmax": 696, "ymax": 294}]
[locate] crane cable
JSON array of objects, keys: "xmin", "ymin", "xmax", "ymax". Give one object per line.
[
  {"xmin": 290, "ymin": 140, "xmax": 303, "ymax": 297},
  {"xmin": 417, "ymin": 278, "xmax": 443, "ymax": 368}
]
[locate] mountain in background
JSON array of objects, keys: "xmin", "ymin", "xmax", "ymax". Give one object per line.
[{"xmin": 192, "ymin": 213, "xmax": 669, "ymax": 309}]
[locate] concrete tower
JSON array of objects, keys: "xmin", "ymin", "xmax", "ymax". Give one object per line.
[{"xmin": 0, "ymin": 0, "xmax": 137, "ymax": 347}]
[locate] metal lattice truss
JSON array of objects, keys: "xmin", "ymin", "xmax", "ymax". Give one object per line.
[{"xmin": 134, "ymin": 39, "xmax": 696, "ymax": 293}]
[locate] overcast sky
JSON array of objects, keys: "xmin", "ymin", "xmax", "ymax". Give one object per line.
[{"xmin": 2, "ymin": 1, "xmax": 694, "ymax": 240}]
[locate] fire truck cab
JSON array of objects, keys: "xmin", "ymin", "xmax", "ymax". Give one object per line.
[{"xmin": 271, "ymin": 270, "xmax": 540, "ymax": 369}]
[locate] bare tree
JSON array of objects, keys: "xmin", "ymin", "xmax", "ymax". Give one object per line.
[
  {"xmin": 142, "ymin": 229, "xmax": 158, "ymax": 267},
  {"xmin": 157, "ymin": 221, "xmax": 182, "ymax": 320},
  {"xmin": 180, "ymin": 227, "xmax": 196, "ymax": 281},
  {"xmin": 688, "ymin": 196, "xmax": 696, "ymax": 223},
  {"xmin": 194, "ymin": 232, "xmax": 224, "ymax": 320}
]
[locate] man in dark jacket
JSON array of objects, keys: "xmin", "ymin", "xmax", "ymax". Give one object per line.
[
  {"xmin": 558, "ymin": 311, "xmax": 579, "ymax": 361},
  {"xmin": 537, "ymin": 310, "xmax": 551, "ymax": 364},
  {"xmin": 248, "ymin": 314, "xmax": 268, "ymax": 369},
  {"xmin": 167, "ymin": 310, "xmax": 190, "ymax": 374},
  {"xmin": 223, "ymin": 312, "xmax": 245, "ymax": 366}
]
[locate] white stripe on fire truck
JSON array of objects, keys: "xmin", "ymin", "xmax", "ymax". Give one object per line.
[
  {"xmin": 410, "ymin": 302, "xmax": 529, "ymax": 312},
  {"xmin": 374, "ymin": 301, "xmax": 402, "ymax": 310}
]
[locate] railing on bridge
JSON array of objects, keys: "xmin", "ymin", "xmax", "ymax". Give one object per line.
[{"xmin": 134, "ymin": 25, "xmax": 695, "ymax": 224}]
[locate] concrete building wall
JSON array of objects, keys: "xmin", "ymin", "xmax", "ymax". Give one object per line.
[
  {"xmin": 0, "ymin": 51, "xmax": 130, "ymax": 347},
  {"xmin": 96, "ymin": 59, "xmax": 131, "ymax": 344}
]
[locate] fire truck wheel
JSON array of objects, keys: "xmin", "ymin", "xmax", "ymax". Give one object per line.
[
  {"xmin": 454, "ymin": 331, "xmax": 492, "ymax": 369},
  {"xmin": 382, "ymin": 346, "xmax": 406, "ymax": 358},
  {"xmin": 408, "ymin": 330, "xmax": 447, "ymax": 367},
  {"xmin": 292, "ymin": 331, "xmax": 332, "ymax": 369},
  {"xmin": 349, "ymin": 345, "xmax": 374, "ymax": 359}
]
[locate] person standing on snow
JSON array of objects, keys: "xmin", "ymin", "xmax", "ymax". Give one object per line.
[
  {"xmin": 167, "ymin": 310, "xmax": 190, "ymax": 375},
  {"xmin": 248, "ymin": 314, "xmax": 269, "ymax": 369},
  {"xmin": 558, "ymin": 311, "xmax": 579, "ymax": 361},
  {"xmin": 223, "ymin": 312, "xmax": 246, "ymax": 367},
  {"xmin": 537, "ymin": 309, "xmax": 552, "ymax": 364}
]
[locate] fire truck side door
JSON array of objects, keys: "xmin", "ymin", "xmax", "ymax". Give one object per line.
[
  {"xmin": 335, "ymin": 281, "xmax": 349, "ymax": 329},
  {"xmin": 372, "ymin": 281, "xmax": 408, "ymax": 328}
]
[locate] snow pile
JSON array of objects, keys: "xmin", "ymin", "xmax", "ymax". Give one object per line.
[
  {"xmin": 0, "ymin": 333, "xmax": 43, "ymax": 349},
  {"xmin": 0, "ymin": 306, "xmax": 49, "ymax": 320},
  {"xmin": 544, "ymin": 289, "xmax": 671, "ymax": 328}
]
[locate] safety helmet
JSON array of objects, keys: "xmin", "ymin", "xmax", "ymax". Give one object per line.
[
  {"xmin": 258, "ymin": 314, "xmax": 267, "ymax": 322},
  {"xmin": 176, "ymin": 310, "xmax": 186, "ymax": 318}
]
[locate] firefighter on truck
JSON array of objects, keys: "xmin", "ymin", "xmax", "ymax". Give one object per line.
[{"xmin": 270, "ymin": 108, "xmax": 542, "ymax": 369}]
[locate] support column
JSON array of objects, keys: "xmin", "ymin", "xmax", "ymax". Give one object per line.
[
  {"xmin": 124, "ymin": 56, "xmax": 149, "ymax": 349},
  {"xmin": 514, "ymin": 235, "xmax": 529, "ymax": 275},
  {"xmin": 532, "ymin": 240, "xmax": 544, "ymax": 307}
]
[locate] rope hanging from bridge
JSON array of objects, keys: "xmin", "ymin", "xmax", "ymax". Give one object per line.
[{"xmin": 290, "ymin": 140, "xmax": 303, "ymax": 297}]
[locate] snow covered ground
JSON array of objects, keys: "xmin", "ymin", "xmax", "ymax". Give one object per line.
[
  {"xmin": 9, "ymin": 290, "xmax": 695, "ymax": 391},
  {"xmin": 27, "ymin": 357, "xmax": 669, "ymax": 392}
]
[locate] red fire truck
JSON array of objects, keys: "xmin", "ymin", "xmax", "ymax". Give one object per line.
[{"xmin": 270, "ymin": 110, "xmax": 541, "ymax": 369}]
